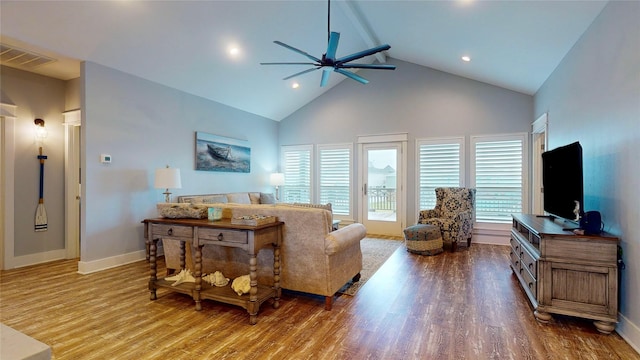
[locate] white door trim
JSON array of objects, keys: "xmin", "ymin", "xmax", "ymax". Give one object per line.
[
  {"xmin": 532, "ymin": 113, "xmax": 548, "ymax": 214},
  {"xmin": 1, "ymin": 103, "xmax": 17, "ymax": 269},
  {"xmin": 357, "ymin": 133, "xmax": 407, "ymax": 236},
  {"xmin": 63, "ymin": 110, "xmax": 81, "ymax": 259}
]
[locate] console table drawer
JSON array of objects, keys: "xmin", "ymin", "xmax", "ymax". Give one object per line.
[
  {"xmin": 199, "ymin": 228, "xmax": 248, "ymax": 245},
  {"xmin": 151, "ymin": 224, "xmax": 193, "ymax": 239}
]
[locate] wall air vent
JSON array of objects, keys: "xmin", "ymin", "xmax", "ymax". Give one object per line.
[{"xmin": 0, "ymin": 44, "xmax": 56, "ymax": 69}]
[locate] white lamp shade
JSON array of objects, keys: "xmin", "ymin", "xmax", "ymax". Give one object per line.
[
  {"xmin": 154, "ymin": 168, "xmax": 182, "ymax": 189},
  {"xmin": 270, "ymin": 173, "xmax": 285, "ymax": 186}
]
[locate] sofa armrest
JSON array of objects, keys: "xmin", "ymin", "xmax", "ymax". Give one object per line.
[{"xmin": 325, "ymin": 223, "xmax": 366, "ymax": 255}]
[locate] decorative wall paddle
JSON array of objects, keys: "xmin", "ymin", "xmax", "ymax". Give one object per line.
[{"xmin": 35, "ymin": 146, "xmax": 48, "ymax": 232}]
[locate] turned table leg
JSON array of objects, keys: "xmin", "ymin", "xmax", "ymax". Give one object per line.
[
  {"xmin": 248, "ymin": 254, "xmax": 259, "ymax": 325},
  {"xmin": 273, "ymin": 244, "xmax": 281, "ymax": 309},
  {"xmin": 194, "ymin": 244, "xmax": 203, "ymax": 311},
  {"xmin": 149, "ymin": 238, "xmax": 158, "ymax": 300}
]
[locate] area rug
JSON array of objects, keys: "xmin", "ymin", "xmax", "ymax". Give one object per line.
[{"xmin": 338, "ymin": 237, "xmax": 403, "ymax": 296}]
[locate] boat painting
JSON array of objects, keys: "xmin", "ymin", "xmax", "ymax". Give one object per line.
[{"xmin": 195, "ymin": 132, "xmax": 250, "ymax": 173}]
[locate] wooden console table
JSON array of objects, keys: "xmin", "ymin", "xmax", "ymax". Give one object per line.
[
  {"xmin": 143, "ymin": 218, "xmax": 283, "ymax": 325},
  {"xmin": 510, "ymin": 214, "xmax": 619, "ymax": 333}
]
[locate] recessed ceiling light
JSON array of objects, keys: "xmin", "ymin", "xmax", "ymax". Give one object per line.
[
  {"xmin": 292, "ymin": 82, "xmax": 300, "ymax": 89},
  {"xmin": 461, "ymin": 56, "xmax": 471, "ymax": 62},
  {"xmin": 229, "ymin": 47, "xmax": 240, "ymax": 56}
]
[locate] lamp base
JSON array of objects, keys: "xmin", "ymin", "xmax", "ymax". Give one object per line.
[{"xmin": 163, "ymin": 190, "xmax": 172, "ymax": 203}]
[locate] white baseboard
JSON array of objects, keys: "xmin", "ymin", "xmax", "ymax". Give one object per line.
[
  {"xmin": 472, "ymin": 227, "xmax": 510, "ymax": 246},
  {"xmin": 6, "ymin": 249, "xmax": 67, "ymax": 269},
  {"xmin": 77, "ymin": 250, "xmax": 146, "ymax": 274},
  {"xmin": 616, "ymin": 313, "xmax": 640, "ymax": 354},
  {"xmin": 76, "ymin": 245, "xmax": 164, "ymax": 274}
]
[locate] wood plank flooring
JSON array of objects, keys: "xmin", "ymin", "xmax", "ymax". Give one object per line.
[{"xmin": 1, "ymin": 242, "xmax": 638, "ymax": 359}]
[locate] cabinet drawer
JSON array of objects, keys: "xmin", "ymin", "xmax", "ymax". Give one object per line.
[
  {"xmin": 520, "ymin": 265, "xmax": 537, "ymax": 299},
  {"xmin": 199, "ymin": 228, "xmax": 248, "ymax": 245},
  {"xmin": 521, "ymin": 246, "xmax": 537, "ymax": 279},
  {"xmin": 510, "ymin": 249, "xmax": 520, "ymax": 270},
  {"xmin": 151, "ymin": 224, "xmax": 193, "ymax": 239},
  {"xmin": 510, "ymin": 236, "xmax": 521, "ymax": 254}
]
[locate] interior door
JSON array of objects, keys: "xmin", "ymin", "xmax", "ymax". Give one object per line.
[{"xmin": 360, "ymin": 142, "xmax": 404, "ymax": 236}]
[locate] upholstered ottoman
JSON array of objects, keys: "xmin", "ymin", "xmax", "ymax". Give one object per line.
[{"xmin": 403, "ymin": 224, "xmax": 443, "ymax": 255}]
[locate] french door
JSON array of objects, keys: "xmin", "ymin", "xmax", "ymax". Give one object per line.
[{"xmin": 359, "ymin": 140, "xmax": 405, "ymax": 236}]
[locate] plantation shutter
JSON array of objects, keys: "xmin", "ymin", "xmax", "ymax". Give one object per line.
[
  {"xmin": 318, "ymin": 146, "xmax": 351, "ymax": 216},
  {"xmin": 418, "ymin": 140, "xmax": 462, "ymax": 210},
  {"xmin": 281, "ymin": 146, "xmax": 312, "ymax": 203},
  {"xmin": 473, "ymin": 138, "xmax": 524, "ymax": 223}
]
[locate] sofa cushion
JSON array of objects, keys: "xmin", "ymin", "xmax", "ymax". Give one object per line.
[
  {"xmin": 227, "ymin": 192, "xmax": 251, "ymax": 204},
  {"xmin": 291, "ymin": 202, "xmax": 332, "ymax": 213}
]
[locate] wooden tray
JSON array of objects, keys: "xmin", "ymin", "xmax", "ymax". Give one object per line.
[{"xmin": 231, "ymin": 215, "xmax": 277, "ymax": 226}]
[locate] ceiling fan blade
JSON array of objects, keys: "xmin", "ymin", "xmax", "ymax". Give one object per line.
[
  {"xmin": 334, "ymin": 68, "xmax": 369, "ymax": 85},
  {"xmin": 335, "ymin": 44, "xmax": 391, "ymax": 65},
  {"xmin": 320, "ymin": 69, "xmax": 331, "ymax": 87},
  {"xmin": 325, "ymin": 32, "xmax": 340, "ymax": 61},
  {"xmin": 273, "ymin": 41, "xmax": 321, "ymax": 62},
  {"xmin": 282, "ymin": 67, "xmax": 321, "ymax": 80},
  {"xmin": 261, "ymin": 62, "xmax": 319, "ymax": 66},
  {"xmin": 338, "ymin": 63, "xmax": 396, "ymax": 70}
]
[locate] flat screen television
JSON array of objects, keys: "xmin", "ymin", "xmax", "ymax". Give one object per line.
[{"xmin": 541, "ymin": 141, "xmax": 584, "ymax": 223}]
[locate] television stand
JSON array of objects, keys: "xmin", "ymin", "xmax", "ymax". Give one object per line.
[{"xmin": 510, "ymin": 214, "xmax": 619, "ymax": 334}]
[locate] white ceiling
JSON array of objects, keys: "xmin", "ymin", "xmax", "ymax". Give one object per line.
[{"xmin": 0, "ymin": 0, "xmax": 607, "ymax": 121}]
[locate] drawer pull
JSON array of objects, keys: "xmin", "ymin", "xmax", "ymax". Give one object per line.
[
  {"xmin": 528, "ymin": 282, "xmax": 533, "ymax": 289},
  {"xmin": 529, "ymin": 263, "xmax": 533, "ymax": 270},
  {"xmin": 217, "ymin": 233, "xmax": 224, "ymax": 241},
  {"xmin": 167, "ymin": 228, "xmax": 173, "ymax": 236}
]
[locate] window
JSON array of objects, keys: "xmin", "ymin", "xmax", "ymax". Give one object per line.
[
  {"xmin": 281, "ymin": 145, "xmax": 313, "ymax": 203},
  {"xmin": 317, "ymin": 144, "xmax": 352, "ymax": 217},
  {"xmin": 416, "ymin": 138, "xmax": 464, "ymax": 211},
  {"xmin": 471, "ymin": 134, "xmax": 527, "ymax": 223}
]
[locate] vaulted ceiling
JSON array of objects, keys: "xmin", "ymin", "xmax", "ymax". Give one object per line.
[{"xmin": 1, "ymin": 1, "xmax": 607, "ymax": 121}]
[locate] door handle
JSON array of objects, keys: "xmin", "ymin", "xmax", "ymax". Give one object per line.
[{"xmin": 364, "ymin": 183, "xmax": 368, "ymax": 196}]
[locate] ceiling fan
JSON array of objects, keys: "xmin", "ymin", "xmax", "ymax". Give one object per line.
[{"xmin": 260, "ymin": 0, "xmax": 396, "ymax": 87}]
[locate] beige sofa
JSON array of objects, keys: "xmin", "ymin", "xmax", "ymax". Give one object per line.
[{"xmin": 161, "ymin": 194, "xmax": 366, "ymax": 310}]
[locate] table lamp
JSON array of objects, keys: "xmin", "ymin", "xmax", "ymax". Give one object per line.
[
  {"xmin": 270, "ymin": 172, "xmax": 285, "ymax": 201},
  {"xmin": 155, "ymin": 165, "xmax": 182, "ymax": 202}
]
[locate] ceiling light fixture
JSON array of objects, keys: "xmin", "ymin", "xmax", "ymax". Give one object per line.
[
  {"xmin": 461, "ymin": 56, "xmax": 471, "ymax": 62},
  {"xmin": 292, "ymin": 82, "xmax": 300, "ymax": 89}
]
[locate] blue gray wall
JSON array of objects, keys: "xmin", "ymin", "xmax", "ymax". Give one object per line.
[
  {"xmin": 1, "ymin": 66, "xmax": 67, "ymax": 259},
  {"xmin": 279, "ymin": 59, "xmax": 533, "ymax": 222},
  {"xmin": 534, "ymin": 1, "xmax": 640, "ymax": 346},
  {"xmin": 81, "ymin": 62, "xmax": 279, "ymax": 264}
]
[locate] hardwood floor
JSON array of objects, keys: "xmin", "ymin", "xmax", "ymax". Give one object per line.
[{"xmin": 1, "ymin": 243, "xmax": 637, "ymax": 359}]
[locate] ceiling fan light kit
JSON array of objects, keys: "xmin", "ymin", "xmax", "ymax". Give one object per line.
[{"xmin": 260, "ymin": 0, "xmax": 395, "ymax": 87}]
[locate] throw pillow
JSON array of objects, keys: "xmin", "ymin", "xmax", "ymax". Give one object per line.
[
  {"xmin": 249, "ymin": 192, "xmax": 261, "ymax": 204},
  {"xmin": 260, "ymin": 192, "xmax": 276, "ymax": 204},
  {"xmin": 202, "ymin": 194, "xmax": 228, "ymax": 204},
  {"xmin": 226, "ymin": 192, "xmax": 251, "ymax": 204}
]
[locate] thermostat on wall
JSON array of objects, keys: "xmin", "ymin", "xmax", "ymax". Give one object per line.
[{"xmin": 100, "ymin": 154, "xmax": 112, "ymax": 164}]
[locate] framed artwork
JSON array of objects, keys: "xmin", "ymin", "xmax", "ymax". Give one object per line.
[{"xmin": 195, "ymin": 132, "xmax": 250, "ymax": 173}]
